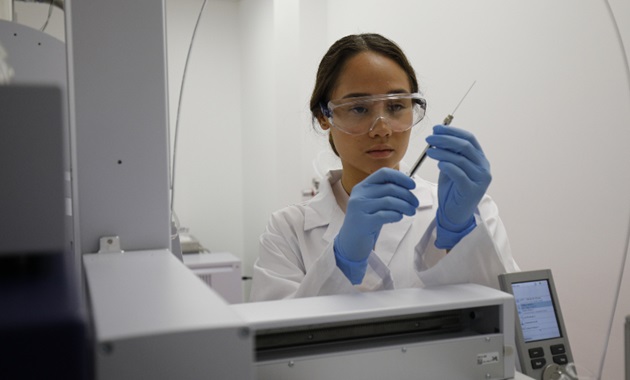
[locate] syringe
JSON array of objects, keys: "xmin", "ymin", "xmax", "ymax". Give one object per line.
[{"xmin": 408, "ymin": 80, "xmax": 477, "ymax": 177}]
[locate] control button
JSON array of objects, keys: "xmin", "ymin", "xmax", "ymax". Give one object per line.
[
  {"xmin": 531, "ymin": 358, "xmax": 546, "ymax": 369},
  {"xmin": 553, "ymin": 354, "xmax": 569, "ymax": 365},
  {"xmin": 528, "ymin": 347, "xmax": 544, "ymax": 358},
  {"xmin": 550, "ymin": 344, "xmax": 566, "ymax": 355}
]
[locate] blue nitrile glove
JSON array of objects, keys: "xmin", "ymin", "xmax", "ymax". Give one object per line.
[
  {"xmin": 425, "ymin": 125, "xmax": 492, "ymax": 250},
  {"xmin": 334, "ymin": 168, "xmax": 419, "ymax": 284}
]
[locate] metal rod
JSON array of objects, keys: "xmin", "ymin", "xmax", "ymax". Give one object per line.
[{"xmin": 408, "ymin": 81, "xmax": 476, "ymax": 177}]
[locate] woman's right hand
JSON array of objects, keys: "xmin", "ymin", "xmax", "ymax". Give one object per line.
[{"xmin": 334, "ymin": 168, "xmax": 419, "ymax": 284}]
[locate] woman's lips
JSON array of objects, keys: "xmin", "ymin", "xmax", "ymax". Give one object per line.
[{"xmin": 366, "ymin": 146, "xmax": 395, "ymax": 158}]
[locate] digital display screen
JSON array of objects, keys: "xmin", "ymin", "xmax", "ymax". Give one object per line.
[{"xmin": 512, "ymin": 280, "xmax": 562, "ymax": 342}]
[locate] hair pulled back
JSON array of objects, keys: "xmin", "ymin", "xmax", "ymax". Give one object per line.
[{"xmin": 310, "ymin": 33, "xmax": 419, "ymax": 123}]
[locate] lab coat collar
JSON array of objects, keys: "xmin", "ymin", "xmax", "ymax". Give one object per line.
[
  {"xmin": 303, "ymin": 170, "xmax": 343, "ymax": 239},
  {"xmin": 303, "ymin": 169, "xmax": 434, "ymax": 245}
]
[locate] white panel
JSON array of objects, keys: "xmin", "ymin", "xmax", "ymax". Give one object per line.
[
  {"xmin": 235, "ymin": 284, "xmax": 515, "ymax": 380},
  {"xmin": 0, "ymin": 20, "xmax": 73, "ymax": 258},
  {"xmin": 257, "ymin": 335, "xmax": 506, "ymax": 380},
  {"xmin": 183, "ymin": 252, "xmax": 244, "ymax": 303},
  {"xmin": 84, "ymin": 250, "xmax": 254, "ymax": 380},
  {"xmin": 84, "ymin": 250, "xmax": 240, "ymax": 340},
  {"xmin": 66, "ymin": 0, "xmax": 171, "ymax": 254}
]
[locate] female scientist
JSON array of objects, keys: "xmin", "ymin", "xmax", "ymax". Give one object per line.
[{"xmin": 250, "ymin": 33, "xmax": 519, "ymax": 301}]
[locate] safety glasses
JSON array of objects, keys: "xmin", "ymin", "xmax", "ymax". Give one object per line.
[{"xmin": 322, "ymin": 93, "xmax": 427, "ymax": 135}]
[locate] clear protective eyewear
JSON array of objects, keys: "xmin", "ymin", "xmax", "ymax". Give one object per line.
[{"xmin": 322, "ymin": 93, "xmax": 427, "ymax": 135}]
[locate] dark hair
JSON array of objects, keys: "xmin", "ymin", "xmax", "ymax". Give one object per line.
[{"xmin": 310, "ymin": 33, "xmax": 419, "ymax": 122}]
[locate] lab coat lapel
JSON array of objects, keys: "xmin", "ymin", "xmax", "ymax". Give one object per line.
[
  {"xmin": 305, "ymin": 196, "xmax": 345, "ymax": 245},
  {"xmin": 374, "ymin": 216, "xmax": 413, "ymax": 265},
  {"xmin": 303, "ymin": 170, "xmax": 344, "ymax": 244}
]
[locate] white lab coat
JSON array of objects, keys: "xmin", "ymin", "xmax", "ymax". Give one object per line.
[{"xmin": 250, "ymin": 169, "xmax": 519, "ymax": 302}]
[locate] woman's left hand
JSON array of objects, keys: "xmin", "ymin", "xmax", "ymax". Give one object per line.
[{"xmin": 425, "ymin": 124, "xmax": 492, "ymax": 249}]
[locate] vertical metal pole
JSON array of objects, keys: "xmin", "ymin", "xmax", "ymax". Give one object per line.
[{"xmin": 626, "ymin": 315, "xmax": 629, "ymax": 380}]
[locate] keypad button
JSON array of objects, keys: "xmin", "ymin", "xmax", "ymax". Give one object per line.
[
  {"xmin": 528, "ymin": 347, "xmax": 544, "ymax": 358},
  {"xmin": 553, "ymin": 354, "xmax": 568, "ymax": 365},
  {"xmin": 531, "ymin": 358, "xmax": 547, "ymax": 369},
  {"xmin": 550, "ymin": 344, "xmax": 566, "ymax": 355}
]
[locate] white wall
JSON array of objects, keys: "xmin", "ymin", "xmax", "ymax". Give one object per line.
[
  {"xmin": 165, "ymin": 0, "xmax": 245, "ymax": 263},
  {"xmin": 166, "ymin": 1, "xmax": 630, "ymax": 378}
]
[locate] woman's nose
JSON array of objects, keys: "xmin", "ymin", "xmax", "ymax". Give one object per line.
[{"xmin": 368, "ymin": 116, "xmax": 393, "ymax": 137}]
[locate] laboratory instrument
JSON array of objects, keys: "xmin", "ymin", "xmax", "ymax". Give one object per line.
[
  {"xmin": 499, "ymin": 270, "xmax": 574, "ymax": 380},
  {"xmin": 0, "ymin": 85, "xmax": 89, "ymax": 379},
  {"xmin": 0, "ymin": 86, "xmax": 65, "ymax": 256},
  {"xmin": 233, "ymin": 283, "xmax": 517, "ymax": 380},
  {"xmin": 183, "ymin": 252, "xmax": 244, "ymax": 304},
  {"xmin": 408, "ymin": 80, "xmax": 477, "ymax": 178},
  {"xmin": 83, "ymin": 249, "xmax": 254, "ymax": 379}
]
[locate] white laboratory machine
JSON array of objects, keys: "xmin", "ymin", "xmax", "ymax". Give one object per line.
[
  {"xmin": 233, "ymin": 283, "xmax": 518, "ymax": 380},
  {"xmin": 82, "ymin": 249, "xmax": 254, "ymax": 379},
  {"xmin": 183, "ymin": 252, "xmax": 243, "ymax": 304},
  {"xmin": 83, "ymin": 249, "xmax": 532, "ymax": 380}
]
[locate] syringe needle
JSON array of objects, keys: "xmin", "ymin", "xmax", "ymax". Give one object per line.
[
  {"xmin": 443, "ymin": 80, "xmax": 476, "ymax": 126},
  {"xmin": 409, "ymin": 80, "xmax": 477, "ymax": 177}
]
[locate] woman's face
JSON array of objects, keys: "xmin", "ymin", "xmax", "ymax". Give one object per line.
[{"xmin": 322, "ymin": 51, "xmax": 413, "ymax": 188}]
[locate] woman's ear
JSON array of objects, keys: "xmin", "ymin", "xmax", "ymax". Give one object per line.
[{"xmin": 316, "ymin": 114, "xmax": 331, "ymax": 130}]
